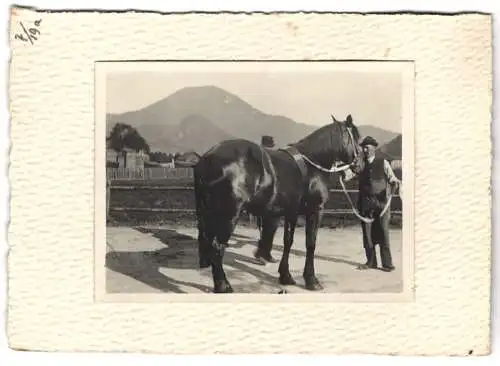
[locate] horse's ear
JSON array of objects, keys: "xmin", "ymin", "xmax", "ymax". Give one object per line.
[
  {"xmin": 331, "ymin": 114, "xmax": 337, "ymax": 123},
  {"xmin": 346, "ymin": 114, "xmax": 353, "ymax": 126}
]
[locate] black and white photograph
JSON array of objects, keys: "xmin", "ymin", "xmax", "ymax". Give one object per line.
[
  {"xmin": 96, "ymin": 61, "xmax": 414, "ymax": 298},
  {"xmin": 7, "ymin": 7, "xmax": 492, "ymax": 357}
]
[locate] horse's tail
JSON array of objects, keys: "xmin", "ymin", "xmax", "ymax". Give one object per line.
[
  {"xmin": 193, "ymin": 156, "xmax": 226, "ymax": 234},
  {"xmin": 193, "ymin": 166, "xmax": 209, "ymax": 230},
  {"xmin": 193, "ymin": 166, "xmax": 213, "ymax": 268}
]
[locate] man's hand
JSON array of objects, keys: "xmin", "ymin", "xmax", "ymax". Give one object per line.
[
  {"xmin": 390, "ymin": 180, "xmax": 401, "ymax": 195},
  {"xmin": 342, "ymin": 168, "xmax": 355, "ymax": 181}
]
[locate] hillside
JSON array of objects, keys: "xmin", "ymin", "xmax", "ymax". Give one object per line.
[
  {"xmin": 357, "ymin": 125, "xmax": 399, "ymax": 147},
  {"xmin": 164, "ymin": 114, "xmax": 234, "ymax": 153},
  {"xmin": 379, "ymin": 134, "xmax": 402, "ymax": 159},
  {"xmin": 107, "ymin": 85, "xmax": 400, "ymax": 153}
]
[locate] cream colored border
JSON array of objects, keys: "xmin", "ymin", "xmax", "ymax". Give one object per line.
[
  {"xmin": 94, "ymin": 60, "xmax": 415, "ymax": 303},
  {"xmin": 8, "ymin": 9, "xmax": 491, "ymax": 355}
]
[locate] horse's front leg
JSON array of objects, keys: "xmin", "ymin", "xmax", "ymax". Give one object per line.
[{"xmin": 303, "ymin": 209, "xmax": 324, "ymax": 291}]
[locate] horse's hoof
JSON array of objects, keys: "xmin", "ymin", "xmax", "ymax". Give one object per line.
[
  {"xmin": 304, "ymin": 277, "xmax": 324, "ymax": 291},
  {"xmin": 213, "ymin": 281, "xmax": 234, "ymax": 293},
  {"xmin": 279, "ymin": 273, "xmax": 297, "ymax": 286}
]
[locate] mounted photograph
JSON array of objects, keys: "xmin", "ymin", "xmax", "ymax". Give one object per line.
[
  {"xmin": 94, "ymin": 61, "xmax": 414, "ymax": 301},
  {"xmin": 7, "ymin": 8, "xmax": 490, "ymax": 355}
]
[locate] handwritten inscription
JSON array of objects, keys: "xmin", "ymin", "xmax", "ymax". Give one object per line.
[{"xmin": 14, "ymin": 19, "xmax": 42, "ymax": 45}]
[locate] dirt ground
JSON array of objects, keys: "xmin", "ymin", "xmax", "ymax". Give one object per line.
[{"xmin": 105, "ymin": 223, "xmax": 403, "ymax": 294}]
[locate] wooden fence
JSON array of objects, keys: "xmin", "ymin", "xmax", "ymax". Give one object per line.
[
  {"xmin": 107, "ymin": 167, "xmax": 402, "ymax": 218},
  {"xmin": 108, "ymin": 162, "xmax": 401, "ymax": 182},
  {"xmin": 107, "ymin": 167, "xmax": 194, "ymax": 180},
  {"xmin": 108, "ymin": 185, "xmax": 402, "ymax": 216}
]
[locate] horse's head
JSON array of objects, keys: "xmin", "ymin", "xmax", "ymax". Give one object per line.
[
  {"xmin": 293, "ymin": 113, "xmax": 362, "ymax": 170},
  {"xmin": 330, "ymin": 114, "xmax": 362, "ymax": 167}
]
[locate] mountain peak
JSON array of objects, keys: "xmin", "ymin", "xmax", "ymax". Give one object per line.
[{"xmin": 168, "ymin": 84, "xmax": 243, "ymax": 102}]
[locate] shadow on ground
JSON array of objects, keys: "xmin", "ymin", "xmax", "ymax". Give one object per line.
[{"xmin": 106, "ymin": 227, "xmax": 366, "ymax": 294}]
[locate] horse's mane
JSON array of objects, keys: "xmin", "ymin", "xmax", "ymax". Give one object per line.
[
  {"xmin": 349, "ymin": 123, "xmax": 361, "ymax": 144},
  {"xmin": 292, "ymin": 120, "xmax": 360, "ymax": 166}
]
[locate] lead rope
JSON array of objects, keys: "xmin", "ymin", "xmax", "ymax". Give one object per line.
[
  {"xmin": 339, "ymin": 175, "xmax": 394, "ymax": 224},
  {"xmin": 300, "ymin": 154, "xmax": 352, "ymax": 173}
]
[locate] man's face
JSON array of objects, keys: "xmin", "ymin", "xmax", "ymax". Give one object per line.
[{"xmin": 362, "ymin": 144, "xmax": 376, "ymax": 159}]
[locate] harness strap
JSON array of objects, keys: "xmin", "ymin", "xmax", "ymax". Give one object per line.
[{"xmin": 279, "ymin": 146, "xmax": 309, "ymax": 181}]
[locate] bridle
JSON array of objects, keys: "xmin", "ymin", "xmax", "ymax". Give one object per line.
[{"xmin": 299, "ymin": 122, "xmax": 358, "ymax": 174}]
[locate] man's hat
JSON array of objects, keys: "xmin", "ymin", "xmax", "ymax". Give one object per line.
[{"xmin": 359, "ymin": 136, "xmax": 379, "ymax": 147}]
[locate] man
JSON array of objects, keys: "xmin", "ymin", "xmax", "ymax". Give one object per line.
[{"xmin": 346, "ymin": 136, "xmax": 401, "ymax": 272}]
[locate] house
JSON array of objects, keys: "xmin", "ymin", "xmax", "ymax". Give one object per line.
[
  {"xmin": 161, "ymin": 156, "xmax": 176, "ymax": 168},
  {"xmin": 144, "ymin": 157, "xmax": 176, "ymax": 168},
  {"xmin": 106, "ymin": 148, "xmax": 120, "ymax": 165},
  {"xmin": 106, "ymin": 147, "xmax": 149, "ymax": 169},
  {"xmin": 144, "ymin": 160, "xmax": 163, "ymax": 168}
]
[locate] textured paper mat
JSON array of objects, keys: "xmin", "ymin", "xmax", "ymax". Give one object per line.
[{"xmin": 7, "ymin": 8, "xmax": 492, "ymax": 355}]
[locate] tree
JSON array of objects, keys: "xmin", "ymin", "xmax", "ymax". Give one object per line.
[
  {"xmin": 149, "ymin": 151, "xmax": 171, "ymax": 163},
  {"xmin": 107, "ymin": 123, "xmax": 151, "ymax": 154}
]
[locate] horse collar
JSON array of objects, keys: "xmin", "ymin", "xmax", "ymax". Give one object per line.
[{"xmin": 280, "ymin": 146, "xmax": 309, "ymax": 180}]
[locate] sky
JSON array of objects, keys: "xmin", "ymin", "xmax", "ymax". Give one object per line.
[{"xmin": 106, "ymin": 69, "xmax": 403, "ymax": 133}]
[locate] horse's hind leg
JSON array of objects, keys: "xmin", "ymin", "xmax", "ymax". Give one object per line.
[
  {"xmin": 278, "ymin": 215, "xmax": 298, "ymax": 285},
  {"xmin": 211, "ymin": 204, "xmax": 243, "ymax": 293},
  {"xmin": 195, "ymin": 199, "xmax": 213, "ymax": 269},
  {"xmin": 254, "ymin": 216, "xmax": 279, "ymax": 265},
  {"xmin": 198, "ymin": 224, "xmax": 214, "ymax": 269},
  {"xmin": 256, "ymin": 215, "xmax": 263, "ymax": 236}
]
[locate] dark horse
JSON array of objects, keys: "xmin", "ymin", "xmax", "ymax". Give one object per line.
[{"xmin": 192, "ymin": 114, "xmax": 362, "ymax": 293}]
